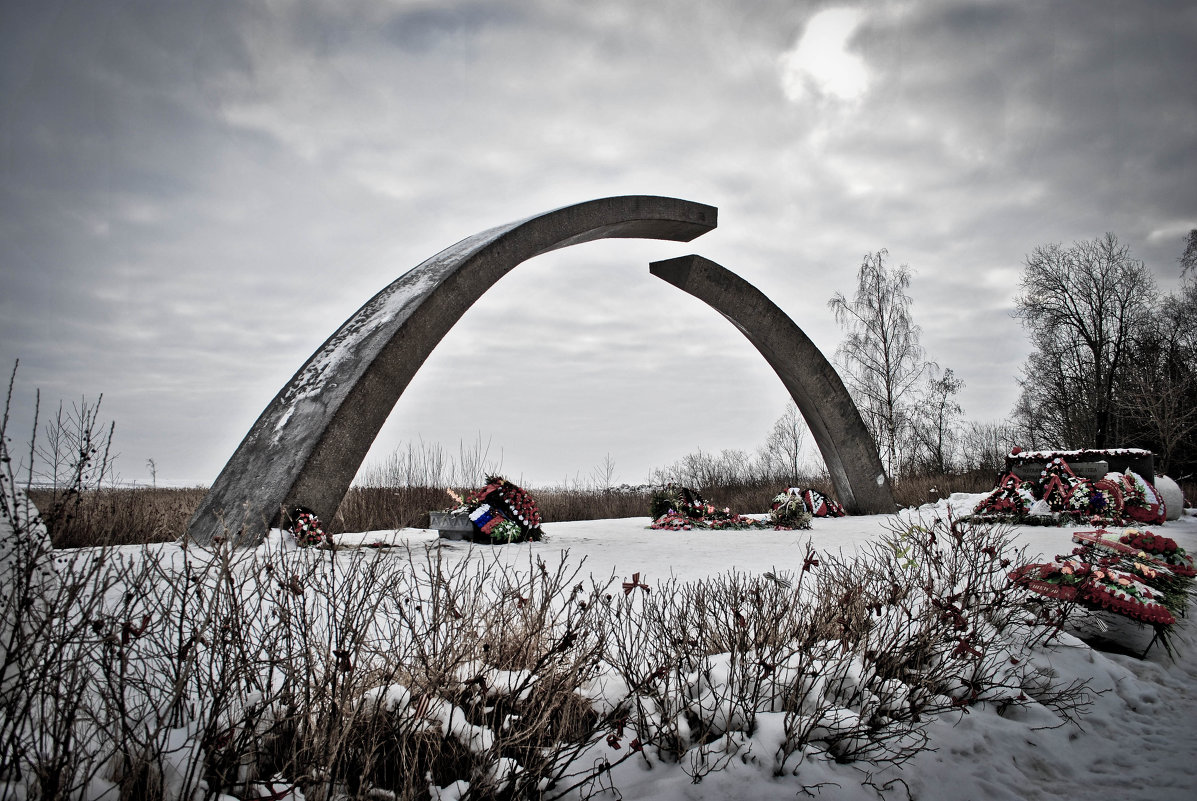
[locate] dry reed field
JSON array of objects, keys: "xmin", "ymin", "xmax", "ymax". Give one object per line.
[{"xmin": 28, "ymin": 473, "xmax": 1004, "ymax": 549}]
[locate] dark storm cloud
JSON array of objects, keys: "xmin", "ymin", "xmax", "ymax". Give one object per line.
[
  {"xmin": 1, "ymin": 0, "xmax": 1193, "ymax": 485},
  {"xmin": 854, "ymin": 1, "xmax": 1196, "ymax": 254},
  {"xmin": 381, "ymin": 3, "xmax": 526, "ymax": 51}
]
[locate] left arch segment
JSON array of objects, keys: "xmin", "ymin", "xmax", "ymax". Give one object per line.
[{"xmin": 186, "ymin": 196, "xmax": 717, "ymax": 546}]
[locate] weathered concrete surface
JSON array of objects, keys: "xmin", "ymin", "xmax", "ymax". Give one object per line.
[
  {"xmin": 187, "ymin": 196, "xmax": 717, "ymax": 546},
  {"xmin": 649, "ymin": 254, "xmax": 894, "ymax": 515}
]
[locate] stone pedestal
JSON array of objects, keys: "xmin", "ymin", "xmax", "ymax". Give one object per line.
[{"xmin": 429, "ymin": 511, "xmax": 474, "ymax": 540}]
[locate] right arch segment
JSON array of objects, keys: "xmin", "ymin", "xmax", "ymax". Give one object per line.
[{"xmin": 649, "ymin": 255, "xmax": 895, "ymax": 515}]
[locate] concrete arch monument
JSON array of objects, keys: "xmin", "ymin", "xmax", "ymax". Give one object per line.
[
  {"xmin": 187, "ymin": 196, "xmax": 718, "ymax": 546},
  {"xmin": 649, "ymin": 255, "xmax": 894, "ymax": 515},
  {"xmin": 187, "ymin": 197, "xmax": 894, "ymax": 547}
]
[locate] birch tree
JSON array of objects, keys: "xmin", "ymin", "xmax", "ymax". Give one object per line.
[
  {"xmin": 828, "ymin": 250, "xmax": 926, "ymax": 476},
  {"xmin": 909, "ymin": 367, "xmax": 964, "ymax": 475},
  {"xmin": 759, "ymin": 401, "xmax": 808, "ymax": 485}
]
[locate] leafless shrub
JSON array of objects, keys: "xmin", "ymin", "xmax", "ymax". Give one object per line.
[
  {"xmin": 1, "ymin": 521, "xmax": 1091, "ymax": 801},
  {"xmin": 601, "ymin": 516, "xmax": 1092, "ymax": 782},
  {"xmin": 1, "ymin": 363, "xmax": 127, "ymax": 799}
]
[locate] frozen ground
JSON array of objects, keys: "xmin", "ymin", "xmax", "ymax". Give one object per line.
[
  {"xmin": 7, "ymin": 491, "xmax": 1196, "ymax": 801},
  {"xmin": 336, "ymin": 493, "xmax": 1197, "ymax": 801}
]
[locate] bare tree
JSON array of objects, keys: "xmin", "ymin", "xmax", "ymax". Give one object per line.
[
  {"xmin": 1011, "ymin": 348, "xmax": 1084, "ymax": 450},
  {"xmin": 1117, "ymin": 262, "xmax": 1197, "ymax": 474},
  {"xmin": 908, "ymin": 367, "xmax": 964, "ymax": 475},
  {"xmin": 32, "ymin": 396, "xmax": 116, "ymax": 492},
  {"xmin": 1180, "ymin": 228, "xmax": 1197, "ymax": 276},
  {"xmin": 1012, "ymin": 233, "xmax": 1157, "ymax": 448},
  {"xmin": 959, "ymin": 420, "xmax": 1020, "ymax": 475},
  {"xmin": 829, "ymin": 250, "xmax": 927, "ymax": 476},
  {"xmin": 759, "ymin": 401, "xmax": 808, "ymax": 485},
  {"xmin": 650, "ymin": 447, "xmax": 767, "ymax": 489}
]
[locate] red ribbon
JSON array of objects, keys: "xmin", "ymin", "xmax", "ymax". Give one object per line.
[{"xmin": 622, "ymin": 572, "xmax": 650, "ymax": 595}]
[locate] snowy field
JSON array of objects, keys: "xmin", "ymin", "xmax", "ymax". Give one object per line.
[
  {"xmin": 6, "ymin": 492, "xmax": 1197, "ymax": 801},
  {"xmin": 336, "ymin": 493, "xmax": 1197, "ymax": 801}
]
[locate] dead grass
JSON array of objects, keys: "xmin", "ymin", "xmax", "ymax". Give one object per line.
[
  {"xmin": 29, "ymin": 471, "xmax": 1018, "ymax": 548},
  {"xmin": 329, "ymin": 485, "xmax": 457, "ymax": 533},
  {"xmin": 29, "ymin": 458, "xmax": 1186, "ymax": 550},
  {"xmin": 889, "ymin": 469, "xmax": 1000, "ymax": 508},
  {"xmin": 27, "ymin": 487, "xmax": 206, "ymax": 548}
]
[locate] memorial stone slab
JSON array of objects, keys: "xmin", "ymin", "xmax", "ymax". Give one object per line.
[{"xmin": 1006, "ymin": 449, "xmax": 1154, "ymax": 484}]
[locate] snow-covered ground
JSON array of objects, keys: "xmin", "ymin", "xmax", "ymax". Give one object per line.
[
  {"xmin": 6, "ymin": 491, "xmax": 1197, "ymax": 801},
  {"xmin": 338, "ymin": 493, "xmax": 1197, "ymax": 801}
]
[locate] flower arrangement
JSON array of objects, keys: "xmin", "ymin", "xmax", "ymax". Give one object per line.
[
  {"xmin": 768, "ymin": 489, "xmax": 813, "ymax": 530},
  {"xmin": 288, "ymin": 509, "xmax": 329, "ymax": 548},
  {"xmin": 649, "ymin": 510, "xmax": 769, "ymax": 531},
  {"xmin": 1119, "ymin": 529, "xmax": 1195, "ymax": 577},
  {"xmin": 1037, "ymin": 457, "xmax": 1080, "ymax": 512},
  {"xmin": 1070, "ymin": 529, "xmax": 1194, "ymax": 613},
  {"xmin": 971, "ymin": 460, "xmax": 1168, "ymax": 528},
  {"xmin": 1009, "ymin": 558, "xmax": 1176, "ymax": 626},
  {"xmin": 1076, "ymin": 568, "xmax": 1175, "ymax": 625},
  {"xmin": 1071, "ymin": 529, "xmax": 1194, "ymax": 572},
  {"xmin": 799, "ymin": 487, "xmax": 846, "ymax": 518},
  {"xmin": 1011, "ymin": 525, "xmax": 1194, "ymax": 652},
  {"xmin": 1109, "ymin": 470, "xmax": 1164, "ymax": 524},
  {"xmin": 465, "ymin": 477, "xmax": 543, "ymax": 530},
  {"xmin": 1065, "ymin": 478, "xmax": 1134, "ymax": 525},
  {"xmin": 649, "ymin": 484, "xmax": 708, "ymax": 521},
  {"xmin": 650, "ymin": 511, "xmax": 698, "ymax": 531},
  {"xmin": 489, "ymin": 519, "xmax": 522, "ymax": 544},
  {"xmin": 449, "ymin": 476, "xmax": 545, "ymax": 544},
  {"xmin": 1072, "ymin": 529, "xmax": 1152, "ymax": 558},
  {"xmin": 971, "ymin": 472, "xmax": 1035, "ymax": 519},
  {"xmin": 1092, "ymin": 476, "xmax": 1125, "ymax": 513},
  {"xmin": 1120, "ymin": 529, "xmax": 1178, "ymax": 555},
  {"xmin": 648, "ymin": 484, "xmax": 772, "ymax": 531}
]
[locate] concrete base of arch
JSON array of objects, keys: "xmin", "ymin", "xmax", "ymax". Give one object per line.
[{"xmin": 649, "ymin": 254, "xmax": 894, "ymax": 515}]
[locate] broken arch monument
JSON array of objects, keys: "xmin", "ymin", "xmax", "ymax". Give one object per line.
[{"xmin": 186, "ymin": 195, "xmax": 893, "ymax": 547}]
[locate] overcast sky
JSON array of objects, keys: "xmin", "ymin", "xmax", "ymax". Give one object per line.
[{"xmin": 2, "ymin": 0, "xmax": 1195, "ymax": 489}]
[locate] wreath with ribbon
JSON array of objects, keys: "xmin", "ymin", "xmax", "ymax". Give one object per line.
[
  {"xmin": 971, "ymin": 472, "xmax": 1035, "ymax": 519},
  {"xmin": 972, "ymin": 459, "xmax": 1168, "ymax": 528},
  {"xmin": 768, "ymin": 489, "xmax": 814, "ymax": 530},
  {"xmin": 1037, "ymin": 457, "xmax": 1081, "ymax": 512},
  {"xmin": 1071, "ymin": 529, "xmax": 1194, "ymax": 610},
  {"xmin": 800, "ymin": 487, "xmax": 846, "ymax": 518},
  {"xmin": 1118, "ymin": 471, "xmax": 1167, "ymax": 524},
  {"xmin": 1116, "ymin": 529, "xmax": 1195, "ymax": 576},
  {"xmin": 460, "ymin": 476, "xmax": 545, "ymax": 544},
  {"xmin": 1009, "ymin": 558, "xmax": 1176, "ymax": 626}
]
